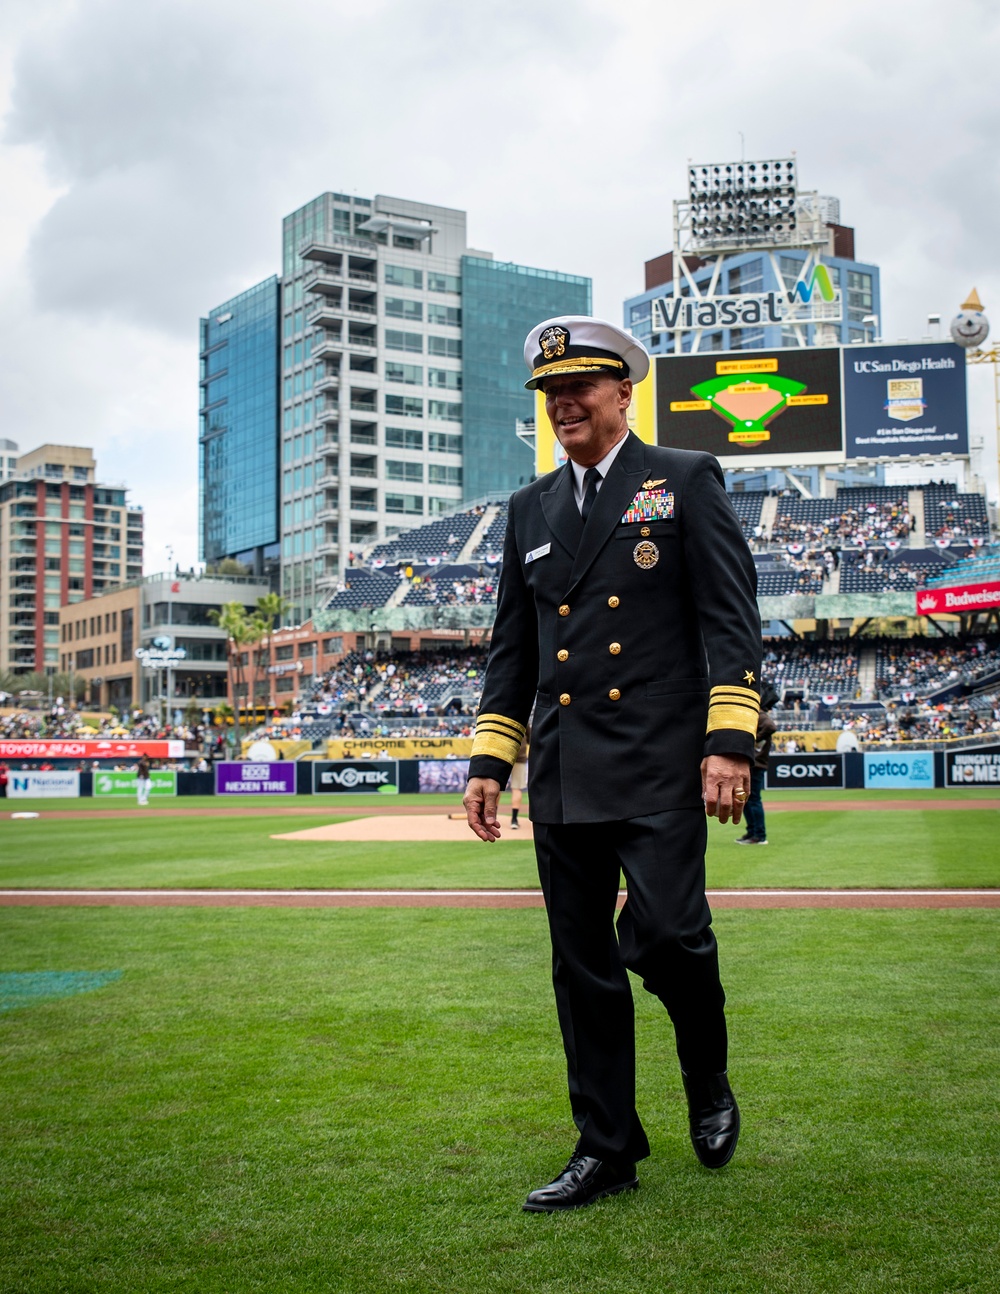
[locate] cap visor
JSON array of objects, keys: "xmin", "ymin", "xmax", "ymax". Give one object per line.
[{"xmin": 525, "ymin": 362, "xmax": 624, "ymax": 390}]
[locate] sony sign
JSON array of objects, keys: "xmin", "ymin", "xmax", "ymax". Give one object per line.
[{"xmin": 766, "ymin": 753, "xmax": 844, "ymax": 789}]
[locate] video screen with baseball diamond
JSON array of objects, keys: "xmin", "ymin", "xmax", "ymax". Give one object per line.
[{"xmin": 655, "ymin": 347, "xmax": 843, "ymax": 460}]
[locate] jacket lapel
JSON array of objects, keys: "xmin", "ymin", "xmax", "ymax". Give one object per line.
[
  {"xmin": 566, "ymin": 432, "xmax": 649, "ymax": 594},
  {"xmin": 540, "ymin": 463, "xmax": 583, "ymax": 558}
]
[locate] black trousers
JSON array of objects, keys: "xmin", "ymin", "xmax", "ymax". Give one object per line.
[{"xmin": 533, "ymin": 809, "xmax": 727, "ymax": 1164}]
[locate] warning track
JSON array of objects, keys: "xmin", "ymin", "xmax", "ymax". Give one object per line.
[{"xmin": 0, "ymin": 888, "xmax": 996, "ymax": 909}]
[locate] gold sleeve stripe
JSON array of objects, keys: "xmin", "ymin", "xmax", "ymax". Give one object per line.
[
  {"xmin": 706, "ymin": 704, "xmax": 760, "ymax": 737},
  {"xmin": 709, "ymin": 684, "xmax": 760, "ymax": 704},
  {"xmin": 472, "ymin": 714, "xmax": 527, "ymax": 764}
]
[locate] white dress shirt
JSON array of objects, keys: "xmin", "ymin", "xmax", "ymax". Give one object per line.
[{"xmin": 569, "ymin": 433, "xmax": 629, "ymax": 514}]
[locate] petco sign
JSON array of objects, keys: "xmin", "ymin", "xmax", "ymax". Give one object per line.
[
  {"xmin": 946, "ymin": 746, "xmax": 1000, "ymax": 786},
  {"xmin": 766, "ymin": 754, "xmax": 844, "ymax": 789},
  {"xmin": 312, "ymin": 760, "xmax": 399, "ymax": 793},
  {"xmin": 863, "ymin": 753, "xmax": 935, "ymax": 789}
]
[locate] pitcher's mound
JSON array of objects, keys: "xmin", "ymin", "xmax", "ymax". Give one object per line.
[{"xmin": 273, "ymin": 815, "xmax": 533, "ymax": 842}]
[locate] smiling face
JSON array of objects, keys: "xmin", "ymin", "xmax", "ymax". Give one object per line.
[{"xmin": 542, "ymin": 372, "xmax": 633, "ymax": 467}]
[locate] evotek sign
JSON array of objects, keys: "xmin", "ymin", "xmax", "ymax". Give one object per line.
[
  {"xmin": 313, "ymin": 760, "xmax": 399, "ymax": 793},
  {"xmin": 766, "ymin": 753, "xmax": 844, "ymax": 789},
  {"xmin": 651, "ymin": 266, "xmax": 840, "ymax": 332}
]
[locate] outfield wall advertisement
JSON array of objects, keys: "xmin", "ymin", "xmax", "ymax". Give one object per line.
[
  {"xmin": 0, "ymin": 739, "xmax": 184, "ymax": 761},
  {"xmin": 215, "ymin": 762, "xmax": 296, "ymax": 795},
  {"xmin": 843, "ymin": 343, "xmax": 968, "ymax": 460},
  {"xmin": 916, "ymin": 580, "xmax": 1000, "ymax": 616},
  {"xmin": 766, "ymin": 753, "xmax": 844, "ymax": 788},
  {"xmin": 863, "ymin": 752, "xmax": 935, "ymax": 789},
  {"xmin": 946, "ymin": 746, "xmax": 1000, "ymax": 785},
  {"xmin": 93, "ymin": 770, "xmax": 177, "ymax": 797},
  {"xmin": 8, "ymin": 770, "xmax": 81, "ymax": 798},
  {"xmin": 312, "ymin": 761, "xmax": 399, "ymax": 793}
]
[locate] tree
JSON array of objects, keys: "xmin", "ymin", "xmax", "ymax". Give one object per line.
[
  {"xmin": 253, "ymin": 593, "xmax": 292, "ymax": 712},
  {"xmin": 207, "ymin": 603, "xmax": 258, "ymax": 743}
]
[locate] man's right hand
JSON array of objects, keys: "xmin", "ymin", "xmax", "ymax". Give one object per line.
[{"xmin": 463, "ymin": 777, "xmax": 503, "ymax": 842}]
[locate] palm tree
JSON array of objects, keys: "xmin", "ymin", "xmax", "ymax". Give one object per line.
[
  {"xmin": 208, "ymin": 602, "xmax": 258, "ymax": 743},
  {"xmin": 254, "ymin": 593, "xmax": 291, "ymax": 716}
]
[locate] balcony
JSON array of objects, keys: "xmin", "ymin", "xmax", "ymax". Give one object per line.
[
  {"xmin": 311, "ymin": 332, "xmax": 343, "ymax": 362},
  {"xmin": 346, "ymin": 298, "xmax": 376, "ymax": 316},
  {"xmin": 347, "ymin": 332, "xmax": 377, "ymax": 349},
  {"xmin": 307, "ymin": 303, "xmax": 344, "ymax": 331},
  {"xmin": 314, "ymin": 374, "xmax": 340, "ymax": 398},
  {"xmin": 316, "ymin": 539, "xmax": 339, "ymax": 556},
  {"xmin": 303, "ymin": 268, "xmax": 343, "ymax": 297},
  {"xmin": 316, "ymin": 472, "xmax": 339, "ymax": 490},
  {"xmin": 299, "ymin": 242, "xmax": 344, "ymax": 268},
  {"xmin": 316, "ymin": 506, "xmax": 339, "ymax": 522}
]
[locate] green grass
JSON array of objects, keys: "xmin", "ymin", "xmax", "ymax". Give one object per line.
[
  {"xmin": 1, "ymin": 906, "xmax": 997, "ymax": 1292},
  {"xmin": 1, "ymin": 794, "xmax": 998, "ymax": 889}
]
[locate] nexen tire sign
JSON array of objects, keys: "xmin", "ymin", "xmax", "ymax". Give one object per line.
[{"xmin": 767, "ymin": 754, "xmax": 844, "ymax": 789}]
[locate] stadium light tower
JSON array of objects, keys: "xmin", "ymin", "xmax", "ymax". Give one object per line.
[{"xmin": 661, "ymin": 156, "xmax": 845, "ymax": 353}]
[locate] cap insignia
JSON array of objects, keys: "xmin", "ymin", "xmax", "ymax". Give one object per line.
[{"xmin": 539, "ymin": 325, "xmax": 569, "ymax": 360}]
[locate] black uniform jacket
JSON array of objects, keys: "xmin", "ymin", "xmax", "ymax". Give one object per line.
[{"xmin": 468, "ymin": 432, "xmax": 762, "ymax": 824}]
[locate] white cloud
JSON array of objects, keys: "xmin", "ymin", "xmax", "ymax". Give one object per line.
[{"xmin": 0, "ymin": 0, "xmax": 998, "ymax": 573}]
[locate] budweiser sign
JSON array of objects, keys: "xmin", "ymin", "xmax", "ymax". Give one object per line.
[
  {"xmin": 0, "ymin": 740, "xmax": 186, "ymax": 760},
  {"xmin": 916, "ymin": 580, "xmax": 1000, "ymax": 615}
]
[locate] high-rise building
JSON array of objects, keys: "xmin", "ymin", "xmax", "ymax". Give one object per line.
[
  {"xmin": 199, "ymin": 191, "xmax": 590, "ymax": 625},
  {"xmin": 460, "ymin": 257, "xmax": 590, "ymax": 503},
  {"xmin": 0, "ymin": 444, "xmax": 143, "ymax": 675},
  {"xmin": 0, "ymin": 439, "xmax": 19, "ymax": 481},
  {"xmin": 199, "ymin": 276, "xmax": 281, "ymax": 577}
]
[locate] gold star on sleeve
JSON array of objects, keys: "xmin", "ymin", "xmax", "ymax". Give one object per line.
[{"xmin": 743, "ymin": 670, "xmax": 756, "ymax": 685}]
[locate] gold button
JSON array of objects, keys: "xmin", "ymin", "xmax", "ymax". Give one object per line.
[
  {"xmin": 557, "ymin": 649, "xmax": 569, "ymax": 662},
  {"xmin": 559, "ymin": 692, "xmax": 571, "ymax": 706},
  {"xmin": 640, "ymin": 525, "xmax": 650, "ymax": 537},
  {"xmin": 609, "ymin": 642, "xmax": 621, "ymax": 655},
  {"xmin": 608, "ymin": 688, "xmax": 621, "ymax": 701},
  {"xmin": 608, "ymin": 596, "xmax": 620, "ymax": 609},
  {"xmin": 558, "ymin": 604, "xmax": 570, "ymax": 617}
]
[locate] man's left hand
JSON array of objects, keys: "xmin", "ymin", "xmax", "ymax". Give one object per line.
[{"xmin": 701, "ymin": 754, "xmax": 752, "ymax": 826}]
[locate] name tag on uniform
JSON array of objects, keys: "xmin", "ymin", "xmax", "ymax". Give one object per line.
[{"xmin": 525, "ymin": 543, "xmax": 551, "ymax": 564}]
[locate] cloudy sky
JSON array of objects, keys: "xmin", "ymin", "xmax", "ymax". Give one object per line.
[{"xmin": 1, "ymin": 0, "xmax": 998, "ymax": 568}]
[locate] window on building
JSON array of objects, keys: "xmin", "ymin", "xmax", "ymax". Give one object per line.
[
  {"xmin": 428, "ymin": 399, "xmax": 462, "ymax": 422},
  {"xmin": 429, "ymin": 464, "xmax": 462, "ymax": 486},
  {"xmin": 385, "ymin": 493, "xmax": 424, "ymax": 515},
  {"xmin": 385, "ymin": 329, "xmax": 423, "ymax": 353},
  {"xmin": 385, "ymin": 265, "xmax": 423, "ymax": 289},
  {"xmin": 428, "ymin": 432, "xmax": 462, "ymax": 454},
  {"xmin": 427, "ymin": 304, "xmax": 461, "ymax": 327},
  {"xmin": 428, "ymin": 336, "xmax": 461, "ymax": 358},
  {"xmin": 428, "ymin": 498, "xmax": 454, "ymax": 515},
  {"xmin": 385, "ymin": 394, "xmax": 423, "ymax": 418},
  {"xmin": 428, "ymin": 271, "xmax": 460, "ymax": 294},
  {"xmin": 728, "ymin": 258, "xmax": 764, "ymax": 295},
  {"xmin": 323, "ymin": 636, "xmax": 343, "ymax": 655},
  {"xmin": 385, "ymin": 427, "xmax": 423, "ymax": 450},
  {"xmin": 847, "ymin": 271, "xmax": 873, "ymax": 322},
  {"xmin": 385, "ymin": 297, "xmax": 423, "ymax": 322},
  {"xmin": 428, "ymin": 368, "xmax": 461, "ymax": 390},
  {"xmin": 386, "ymin": 460, "xmax": 424, "ymax": 482},
  {"xmin": 386, "ymin": 362, "xmax": 423, "ymax": 385}
]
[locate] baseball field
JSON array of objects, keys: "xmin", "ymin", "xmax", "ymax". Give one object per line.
[{"xmin": 2, "ymin": 789, "xmax": 998, "ymax": 1292}]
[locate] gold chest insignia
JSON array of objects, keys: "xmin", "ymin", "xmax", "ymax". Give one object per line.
[
  {"xmin": 633, "ymin": 540, "xmax": 660, "ymax": 570},
  {"xmin": 539, "ymin": 325, "xmax": 569, "ymax": 359},
  {"xmin": 642, "ymin": 478, "xmax": 667, "ymax": 490}
]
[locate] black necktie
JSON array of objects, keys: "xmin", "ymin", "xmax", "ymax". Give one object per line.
[{"xmin": 581, "ymin": 467, "xmax": 602, "ymax": 522}]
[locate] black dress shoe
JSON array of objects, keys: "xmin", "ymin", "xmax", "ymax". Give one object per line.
[
  {"xmin": 681, "ymin": 1071, "xmax": 740, "ymax": 1168},
  {"xmin": 522, "ymin": 1152, "xmax": 638, "ymax": 1212}
]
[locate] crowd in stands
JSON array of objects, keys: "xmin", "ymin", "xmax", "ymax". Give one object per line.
[
  {"xmin": 830, "ymin": 693, "xmax": 1000, "ymax": 744},
  {"xmin": 0, "ymin": 704, "xmax": 206, "ymax": 746},
  {"xmin": 769, "ymin": 498, "xmax": 913, "ymax": 547},
  {"xmin": 402, "ymin": 574, "xmax": 497, "ymax": 607},
  {"xmin": 762, "ymin": 641, "xmax": 859, "ymax": 696},
  {"xmin": 876, "ymin": 638, "xmax": 1000, "ymax": 696}
]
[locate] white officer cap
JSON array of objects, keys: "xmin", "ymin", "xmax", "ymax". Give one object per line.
[{"xmin": 523, "ymin": 316, "xmax": 651, "ymax": 391}]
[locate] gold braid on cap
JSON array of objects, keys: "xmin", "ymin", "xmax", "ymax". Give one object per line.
[
  {"xmin": 532, "ymin": 355, "xmax": 625, "ymax": 380},
  {"xmin": 706, "ymin": 684, "xmax": 760, "ymax": 737},
  {"xmin": 472, "ymin": 713, "xmax": 527, "ymax": 765}
]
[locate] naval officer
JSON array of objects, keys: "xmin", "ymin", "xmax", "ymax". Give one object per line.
[{"xmin": 463, "ymin": 316, "xmax": 762, "ymax": 1211}]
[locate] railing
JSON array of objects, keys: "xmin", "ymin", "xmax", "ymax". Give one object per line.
[
  {"xmin": 348, "ymin": 270, "xmax": 377, "ymax": 283},
  {"xmin": 350, "ymin": 401, "xmax": 377, "ymax": 412}
]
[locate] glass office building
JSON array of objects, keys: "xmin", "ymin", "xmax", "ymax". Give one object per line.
[
  {"xmin": 199, "ymin": 277, "xmax": 281, "ymax": 574},
  {"xmin": 461, "ymin": 257, "xmax": 591, "ymax": 503}
]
